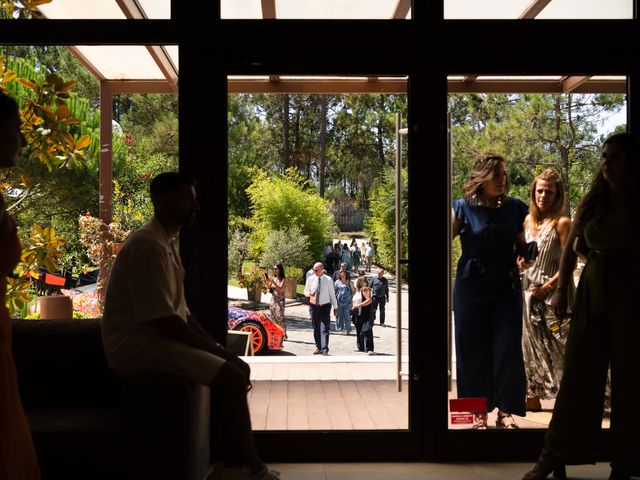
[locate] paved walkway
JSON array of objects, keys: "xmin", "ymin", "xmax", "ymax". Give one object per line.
[{"xmin": 228, "ymin": 266, "xmax": 409, "ymax": 357}]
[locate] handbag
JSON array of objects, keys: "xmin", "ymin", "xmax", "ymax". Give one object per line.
[
  {"xmin": 349, "ymin": 307, "xmax": 359, "ymax": 316},
  {"xmin": 517, "ymin": 241, "xmax": 539, "ymax": 263}
]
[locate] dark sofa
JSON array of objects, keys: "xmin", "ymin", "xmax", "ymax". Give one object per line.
[{"xmin": 11, "ymin": 319, "xmax": 212, "ymax": 480}]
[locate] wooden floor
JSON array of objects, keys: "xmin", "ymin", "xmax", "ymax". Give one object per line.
[
  {"xmin": 246, "ymin": 358, "xmax": 609, "ymax": 431},
  {"xmin": 247, "ymin": 359, "xmax": 409, "ymax": 430}
]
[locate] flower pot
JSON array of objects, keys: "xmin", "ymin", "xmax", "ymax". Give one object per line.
[
  {"xmin": 39, "ymin": 295, "xmax": 73, "ymax": 319},
  {"xmin": 284, "ymin": 277, "xmax": 297, "ymax": 299},
  {"xmin": 247, "ymin": 287, "xmax": 262, "ymax": 303}
]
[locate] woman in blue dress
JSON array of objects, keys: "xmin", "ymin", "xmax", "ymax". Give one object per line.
[{"xmin": 452, "ymin": 153, "xmax": 529, "ymax": 429}]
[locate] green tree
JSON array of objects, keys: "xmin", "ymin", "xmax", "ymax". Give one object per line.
[
  {"xmin": 449, "ymin": 93, "xmax": 625, "ymax": 213},
  {"xmin": 365, "ymin": 166, "xmax": 408, "ymax": 277},
  {"xmin": 246, "ymin": 170, "xmax": 335, "ymax": 261}
]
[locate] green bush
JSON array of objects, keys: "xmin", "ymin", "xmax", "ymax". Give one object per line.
[
  {"xmin": 25, "ymin": 310, "xmax": 85, "ymax": 320},
  {"xmin": 228, "ymin": 230, "xmax": 250, "ymax": 278},
  {"xmin": 260, "ymin": 226, "xmax": 312, "ymax": 272},
  {"xmin": 365, "ymin": 167, "xmax": 408, "ymax": 278},
  {"xmin": 246, "ymin": 170, "xmax": 334, "ymax": 260}
]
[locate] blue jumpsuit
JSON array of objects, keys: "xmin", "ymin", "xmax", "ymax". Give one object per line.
[{"xmin": 453, "ymin": 197, "xmax": 528, "ymax": 416}]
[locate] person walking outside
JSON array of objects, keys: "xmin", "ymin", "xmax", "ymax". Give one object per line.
[
  {"xmin": 352, "ymin": 276, "xmax": 374, "ymax": 354},
  {"xmin": 334, "ymin": 270, "xmax": 355, "ymax": 334},
  {"xmin": 303, "ymin": 262, "xmax": 337, "ymax": 355},
  {"xmin": 369, "ymin": 268, "xmax": 390, "ymax": 327},
  {"xmin": 365, "ymin": 241, "xmax": 375, "ymax": 272}
]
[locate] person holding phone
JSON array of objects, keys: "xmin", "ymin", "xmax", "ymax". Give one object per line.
[{"xmin": 268, "ymin": 264, "xmax": 286, "ymax": 340}]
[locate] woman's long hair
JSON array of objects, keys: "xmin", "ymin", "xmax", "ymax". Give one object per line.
[
  {"xmin": 575, "ymin": 133, "xmax": 640, "ymax": 228},
  {"xmin": 463, "ymin": 153, "xmax": 510, "ymax": 205},
  {"xmin": 529, "ymin": 168, "xmax": 566, "ymax": 225},
  {"xmin": 274, "ymin": 263, "xmax": 285, "ymax": 280}
]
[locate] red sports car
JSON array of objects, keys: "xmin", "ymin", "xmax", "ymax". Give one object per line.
[{"xmin": 227, "ymin": 307, "xmax": 285, "ymax": 354}]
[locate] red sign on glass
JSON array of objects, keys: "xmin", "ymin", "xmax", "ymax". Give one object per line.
[
  {"xmin": 449, "ymin": 397, "xmax": 487, "ymax": 413},
  {"xmin": 451, "ymin": 413, "xmax": 474, "ymax": 424}
]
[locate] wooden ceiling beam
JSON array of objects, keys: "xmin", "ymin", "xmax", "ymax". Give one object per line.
[
  {"xmin": 261, "ymin": 0, "xmax": 276, "ymax": 19},
  {"xmin": 448, "ymin": 79, "xmax": 625, "ymax": 94},
  {"xmin": 228, "ymin": 79, "xmax": 407, "ymax": 94},
  {"xmin": 392, "ymin": 0, "xmax": 411, "ymax": 19},
  {"xmin": 561, "ymin": 76, "xmax": 591, "ymax": 93},
  {"xmin": 519, "ymin": 0, "xmax": 552, "ymax": 19}
]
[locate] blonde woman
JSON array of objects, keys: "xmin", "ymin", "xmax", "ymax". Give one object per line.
[{"xmin": 518, "ymin": 169, "xmax": 572, "ymax": 412}]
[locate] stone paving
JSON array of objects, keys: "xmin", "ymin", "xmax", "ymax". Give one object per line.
[{"xmin": 228, "ymin": 266, "xmax": 409, "ymax": 358}]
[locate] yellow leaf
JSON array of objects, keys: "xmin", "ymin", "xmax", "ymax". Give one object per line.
[
  {"xmin": 3, "ymin": 71, "xmax": 16, "ymax": 84},
  {"xmin": 56, "ymin": 104, "xmax": 70, "ymax": 120},
  {"xmin": 61, "ymin": 118, "xmax": 81, "ymax": 125},
  {"xmin": 75, "ymin": 135, "xmax": 91, "ymax": 150},
  {"xmin": 17, "ymin": 78, "xmax": 38, "ymax": 91}
]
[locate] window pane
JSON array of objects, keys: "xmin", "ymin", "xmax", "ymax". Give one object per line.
[{"xmin": 448, "ymin": 75, "xmax": 627, "ymax": 430}]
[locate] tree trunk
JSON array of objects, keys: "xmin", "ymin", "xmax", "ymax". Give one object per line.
[
  {"xmin": 293, "ymin": 98, "xmax": 301, "ymax": 172},
  {"xmin": 319, "ymin": 94, "xmax": 328, "ymax": 197},
  {"xmin": 282, "ymin": 94, "xmax": 291, "ymax": 171},
  {"xmin": 377, "ymin": 96, "xmax": 386, "ymax": 167}
]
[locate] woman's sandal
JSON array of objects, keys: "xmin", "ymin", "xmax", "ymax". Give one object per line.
[
  {"xmin": 472, "ymin": 413, "xmax": 488, "ymax": 430},
  {"xmin": 496, "ymin": 412, "xmax": 519, "ymax": 429},
  {"xmin": 522, "ymin": 449, "xmax": 566, "ymax": 480}
]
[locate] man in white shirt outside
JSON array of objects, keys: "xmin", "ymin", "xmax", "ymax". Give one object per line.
[
  {"xmin": 365, "ymin": 241, "xmax": 375, "ymax": 272},
  {"xmin": 303, "ymin": 262, "xmax": 337, "ymax": 355},
  {"xmin": 101, "ymin": 172, "xmax": 279, "ymax": 480}
]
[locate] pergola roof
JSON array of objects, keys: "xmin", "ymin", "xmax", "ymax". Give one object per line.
[
  {"xmin": 37, "ymin": 0, "xmax": 177, "ymax": 91},
  {"xmin": 220, "ymin": 0, "xmax": 630, "ymax": 19},
  {"xmin": 33, "ymin": 0, "xmax": 630, "ymax": 93},
  {"xmin": 227, "ymin": 75, "xmax": 627, "ymax": 94}
]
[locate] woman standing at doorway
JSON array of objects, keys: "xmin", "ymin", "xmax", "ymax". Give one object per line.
[
  {"xmin": 0, "ymin": 91, "xmax": 40, "ymax": 479},
  {"xmin": 523, "ymin": 133, "xmax": 640, "ymax": 480},
  {"xmin": 452, "ymin": 153, "xmax": 530, "ymax": 429},
  {"xmin": 519, "ymin": 168, "xmax": 572, "ymax": 412}
]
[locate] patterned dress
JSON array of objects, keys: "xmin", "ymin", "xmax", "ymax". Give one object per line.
[
  {"xmin": 522, "ymin": 219, "xmax": 573, "ymax": 399},
  {"xmin": 0, "ymin": 214, "xmax": 41, "ymax": 480},
  {"xmin": 269, "ymin": 277, "xmax": 286, "ymax": 335}
]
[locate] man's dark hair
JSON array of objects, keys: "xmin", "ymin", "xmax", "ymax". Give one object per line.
[
  {"xmin": 0, "ymin": 91, "xmax": 19, "ymax": 120},
  {"xmin": 150, "ymin": 172, "xmax": 196, "ymax": 203}
]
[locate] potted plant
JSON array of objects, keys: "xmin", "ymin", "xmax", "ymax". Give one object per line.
[
  {"xmin": 284, "ymin": 266, "xmax": 303, "ymax": 299},
  {"xmin": 8, "ymin": 224, "xmax": 71, "ymax": 319},
  {"xmin": 237, "ymin": 265, "xmax": 269, "ymax": 303}
]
